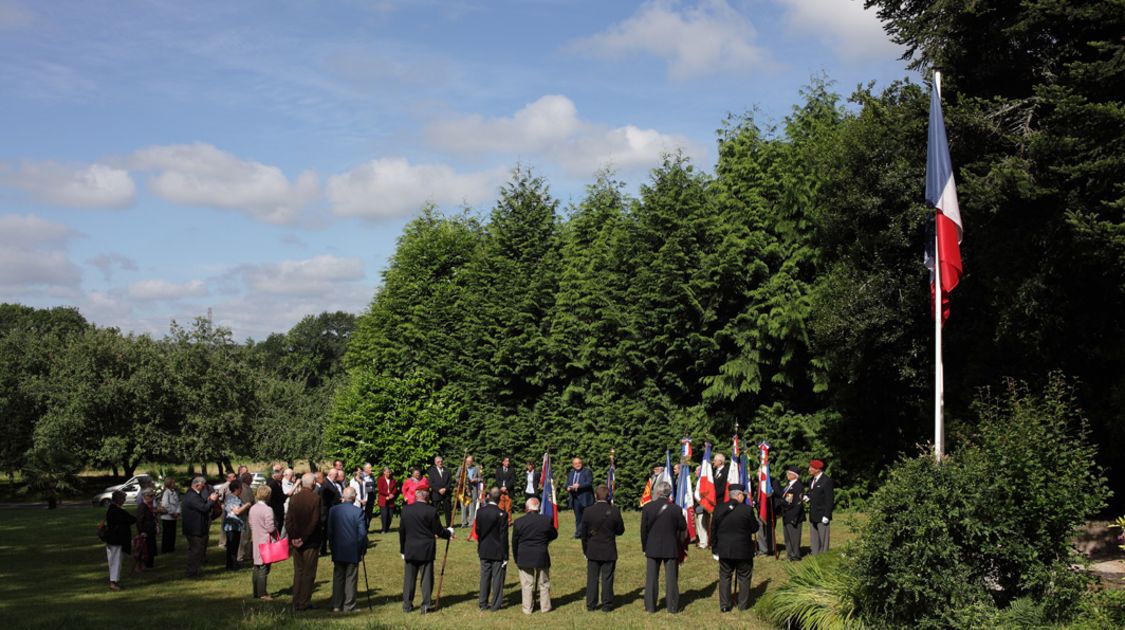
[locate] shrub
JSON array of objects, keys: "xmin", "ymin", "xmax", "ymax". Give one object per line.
[
  {"xmin": 755, "ymin": 551, "xmax": 864, "ymax": 630},
  {"xmin": 325, "ymin": 371, "xmax": 462, "ymax": 475},
  {"xmin": 851, "ymin": 375, "xmax": 1108, "ymax": 627}
]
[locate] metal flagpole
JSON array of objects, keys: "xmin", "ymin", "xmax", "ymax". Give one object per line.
[{"xmin": 934, "ymin": 69, "xmax": 945, "ymax": 462}]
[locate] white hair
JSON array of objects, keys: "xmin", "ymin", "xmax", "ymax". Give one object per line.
[
  {"xmin": 525, "ymin": 497, "xmax": 540, "ymax": 512},
  {"xmin": 301, "ymin": 472, "xmax": 315, "ymax": 488},
  {"xmin": 342, "ymin": 486, "xmax": 357, "ymax": 503},
  {"xmin": 654, "ymin": 481, "xmax": 673, "ymax": 500}
]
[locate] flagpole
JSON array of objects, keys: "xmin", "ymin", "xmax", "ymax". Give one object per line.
[{"xmin": 933, "ymin": 68, "xmax": 945, "ymax": 462}]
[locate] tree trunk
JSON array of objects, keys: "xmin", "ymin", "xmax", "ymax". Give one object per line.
[
  {"xmin": 215, "ymin": 459, "xmax": 225, "ymax": 476},
  {"xmin": 187, "ymin": 462, "xmax": 196, "ymax": 476},
  {"xmin": 200, "ymin": 462, "xmax": 208, "ymax": 477},
  {"xmin": 308, "ymin": 459, "xmax": 318, "ymax": 473},
  {"xmin": 221, "ymin": 456, "xmax": 234, "ymax": 474},
  {"xmin": 111, "ymin": 464, "xmax": 119, "ymax": 478},
  {"xmin": 47, "ymin": 495, "xmax": 58, "ymax": 509},
  {"xmin": 122, "ymin": 460, "xmax": 136, "ymax": 479}
]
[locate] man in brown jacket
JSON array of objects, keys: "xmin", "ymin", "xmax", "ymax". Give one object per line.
[{"xmin": 286, "ymin": 473, "xmax": 322, "ymax": 611}]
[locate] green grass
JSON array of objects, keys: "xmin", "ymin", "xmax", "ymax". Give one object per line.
[{"xmin": 0, "ymin": 507, "xmax": 862, "ymax": 629}]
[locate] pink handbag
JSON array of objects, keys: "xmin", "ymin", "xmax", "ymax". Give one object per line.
[{"xmin": 259, "ymin": 533, "xmax": 289, "ymax": 564}]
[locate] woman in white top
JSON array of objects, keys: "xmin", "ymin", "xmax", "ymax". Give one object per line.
[
  {"xmin": 158, "ymin": 477, "xmax": 181, "ymax": 553},
  {"xmin": 349, "ymin": 468, "xmax": 367, "ymax": 509}
]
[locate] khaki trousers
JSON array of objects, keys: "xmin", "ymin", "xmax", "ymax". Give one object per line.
[
  {"xmin": 291, "ymin": 545, "xmax": 319, "ymax": 610},
  {"xmin": 518, "ymin": 566, "xmax": 551, "ymax": 614}
]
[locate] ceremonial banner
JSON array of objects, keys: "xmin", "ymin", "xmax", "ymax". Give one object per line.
[
  {"xmin": 695, "ymin": 442, "xmax": 716, "ymax": 513},
  {"xmin": 758, "ymin": 442, "xmax": 773, "ymax": 522},
  {"xmin": 539, "ymin": 452, "xmax": 558, "ymax": 529}
]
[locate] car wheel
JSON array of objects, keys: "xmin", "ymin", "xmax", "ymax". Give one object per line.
[{"xmin": 100, "ymin": 498, "xmax": 111, "ymax": 508}]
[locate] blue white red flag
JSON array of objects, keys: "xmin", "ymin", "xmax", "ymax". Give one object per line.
[
  {"xmin": 924, "ymin": 80, "xmax": 964, "ymax": 324},
  {"xmin": 539, "ymin": 452, "xmax": 558, "ymax": 529},
  {"xmin": 695, "ymin": 442, "xmax": 716, "ymax": 513}
]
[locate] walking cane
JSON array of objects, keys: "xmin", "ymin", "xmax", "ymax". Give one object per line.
[
  {"xmin": 361, "ymin": 551, "xmax": 373, "ymax": 610},
  {"xmin": 435, "ymin": 449, "xmax": 468, "ymax": 609}
]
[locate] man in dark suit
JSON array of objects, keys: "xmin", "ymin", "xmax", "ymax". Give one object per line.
[
  {"xmin": 495, "ymin": 457, "xmax": 517, "ymax": 492},
  {"xmin": 712, "ymin": 484, "xmax": 759, "ymax": 612},
  {"xmin": 580, "ymin": 484, "xmax": 625, "ymax": 612},
  {"xmin": 712, "ymin": 453, "xmax": 729, "ymax": 503},
  {"xmin": 640, "ymin": 481, "xmax": 686, "ymax": 613},
  {"xmin": 512, "ymin": 497, "xmax": 558, "ymax": 614},
  {"xmin": 475, "ymin": 487, "xmax": 509, "ymax": 612},
  {"xmin": 777, "ymin": 466, "xmax": 804, "ymax": 560},
  {"xmin": 182, "ymin": 476, "xmax": 218, "ymax": 578},
  {"xmin": 426, "ymin": 456, "xmax": 452, "ymax": 525},
  {"xmin": 566, "ymin": 457, "xmax": 594, "ymax": 539},
  {"xmin": 265, "ymin": 465, "xmax": 285, "ymax": 534},
  {"xmin": 399, "ymin": 488, "xmax": 454, "ymax": 613},
  {"xmin": 806, "ymin": 459, "xmax": 834, "ymax": 555},
  {"xmin": 327, "ymin": 486, "xmax": 367, "ymax": 612},
  {"xmin": 286, "ymin": 473, "xmax": 323, "ymax": 612},
  {"xmin": 320, "ymin": 469, "xmax": 343, "ymax": 556}
]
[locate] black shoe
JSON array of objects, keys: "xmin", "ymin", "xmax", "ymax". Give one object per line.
[{"xmin": 720, "ymin": 607, "xmax": 731, "ymax": 613}]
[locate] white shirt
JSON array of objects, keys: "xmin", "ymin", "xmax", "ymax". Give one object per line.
[
  {"xmin": 525, "ymin": 470, "xmax": 535, "ymax": 495},
  {"xmin": 349, "ymin": 478, "xmax": 366, "ymax": 507}
]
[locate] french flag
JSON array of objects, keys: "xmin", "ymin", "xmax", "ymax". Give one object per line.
[
  {"xmin": 695, "ymin": 442, "xmax": 716, "ymax": 513},
  {"xmin": 924, "ymin": 80, "xmax": 964, "ymax": 324}
]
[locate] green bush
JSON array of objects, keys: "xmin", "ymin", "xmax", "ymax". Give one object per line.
[
  {"xmin": 755, "ymin": 551, "xmax": 864, "ymax": 630},
  {"xmin": 851, "ymin": 376, "xmax": 1108, "ymax": 627},
  {"xmin": 324, "ymin": 371, "xmax": 463, "ymax": 475}
]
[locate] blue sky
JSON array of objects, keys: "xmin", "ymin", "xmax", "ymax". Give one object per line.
[{"xmin": 0, "ymin": 0, "xmax": 910, "ymax": 340}]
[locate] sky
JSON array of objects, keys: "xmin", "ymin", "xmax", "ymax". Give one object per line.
[{"xmin": 0, "ymin": 0, "xmax": 910, "ymax": 340}]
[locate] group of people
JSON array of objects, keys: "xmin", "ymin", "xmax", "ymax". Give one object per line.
[{"xmin": 100, "ymin": 453, "xmax": 835, "ymax": 616}]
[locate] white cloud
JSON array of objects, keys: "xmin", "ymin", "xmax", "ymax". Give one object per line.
[
  {"xmin": 425, "ymin": 95, "xmax": 582, "ymax": 154},
  {"xmin": 327, "ymin": 158, "xmax": 500, "ymax": 219},
  {"xmin": 0, "ymin": 214, "xmax": 81, "ymax": 293},
  {"xmin": 130, "ymin": 143, "xmax": 320, "ymax": 224},
  {"xmin": 87, "ymin": 252, "xmax": 139, "ymax": 281},
  {"xmin": 776, "ymin": 0, "xmax": 900, "ymax": 61},
  {"xmin": 0, "ymin": 213, "xmax": 78, "ymax": 246},
  {"xmin": 567, "ymin": 0, "xmax": 767, "ymax": 80},
  {"xmin": 237, "ymin": 254, "xmax": 365, "ymax": 297},
  {"xmin": 127, "ymin": 278, "xmax": 208, "ymax": 301},
  {"xmin": 0, "ymin": 161, "xmax": 136, "ymax": 208},
  {"xmin": 425, "ymin": 95, "xmax": 698, "ymax": 177}
]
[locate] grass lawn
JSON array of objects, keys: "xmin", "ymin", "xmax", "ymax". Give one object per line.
[{"xmin": 0, "ymin": 506, "xmax": 862, "ymax": 629}]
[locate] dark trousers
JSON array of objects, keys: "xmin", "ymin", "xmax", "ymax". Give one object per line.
[
  {"xmin": 783, "ymin": 521, "xmax": 802, "ymax": 560},
  {"xmin": 586, "ymin": 559, "xmax": 616, "ymax": 611},
  {"xmin": 479, "ymin": 558, "xmax": 506, "ymax": 611},
  {"xmin": 161, "ymin": 519, "xmax": 177, "ymax": 553},
  {"xmin": 252, "ymin": 563, "xmax": 270, "ymax": 598},
  {"xmin": 718, "ymin": 558, "xmax": 753, "ymax": 610},
  {"xmin": 225, "ymin": 531, "xmax": 241, "ymax": 569},
  {"xmin": 292, "ymin": 545, "xmax": 319, "ymax": 610},
  {"xmin": 403, "ymin": 560, "xmax": 435, "ymax": 612},
  {"xmin": 332, "ymin": 562, "xmax": 358, "ymax": 611},
  {"xmin": 144, "ymin": 530, "xmax": 157, "ymax": 568},
  {"xmin": 320, "ymin": 519, "xmax": 330, "ymax": 555},
  {"xmin": 185, "ymin": 535, "xmax": 206, "ymax": 577},
  {"xmin": 573, "ymin": 503, "xmax": 585, "ymax": 537},
  {"xmin": 363, "ymin": 499, "xmax": 375, "ymax": 529},
  {"xmin": 644, "ymin": 557, "xmax": 679, "ymax": 613},
  {"xmin": 380, "ymin": 505, "xmax": 394, "ymax": 533}
]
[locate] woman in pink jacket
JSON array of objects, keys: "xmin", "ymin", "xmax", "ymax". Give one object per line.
[
  {"xmin": 248, "ymin": 484, "xmax": 278, "ymax": 600},
  {"xmin": 401, "ymin": 468, "xmax": 429, "ymax": 505}
]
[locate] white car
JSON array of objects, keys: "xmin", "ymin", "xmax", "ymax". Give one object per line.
[{"xmin": 91, "ymin": 474, "xmax": 153, "ymax": 507}]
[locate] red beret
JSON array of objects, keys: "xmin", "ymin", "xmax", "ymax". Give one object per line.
[{"xmin": 809, "ymin": 459, "xmax": 825, "ymax": 470}]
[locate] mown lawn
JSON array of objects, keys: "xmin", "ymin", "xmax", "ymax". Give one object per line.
[{"xmin": 0, "ymin": 506, "xmax": 863, "ymax": 629}]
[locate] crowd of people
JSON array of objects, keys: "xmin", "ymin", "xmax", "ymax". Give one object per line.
[{"xmin": 100, "ymin": 453, "xmax": 835, "ymax": 615}]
